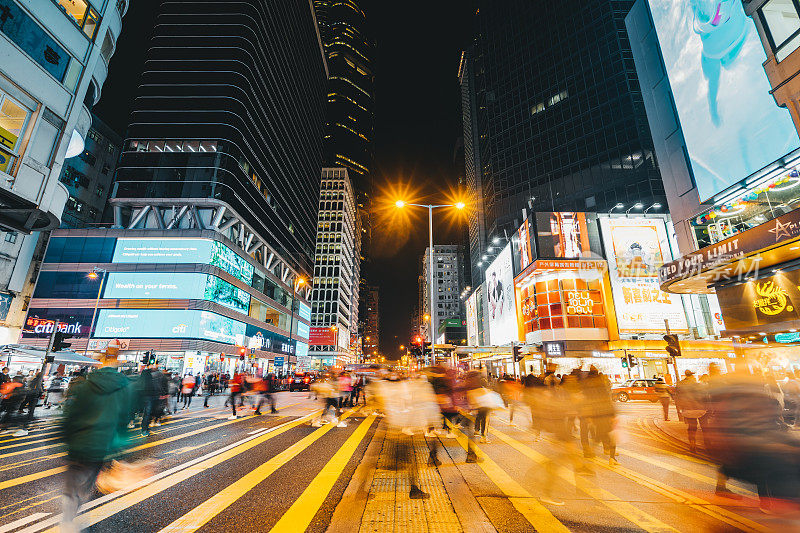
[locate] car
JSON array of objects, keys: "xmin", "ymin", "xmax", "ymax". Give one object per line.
[
  {"xmin": 288, "ymin": 372, "xmax": 314, "ymax": 392},
  {"xmin": 611, "ymin": 378, "xmax": 672, "ymax": 402}
]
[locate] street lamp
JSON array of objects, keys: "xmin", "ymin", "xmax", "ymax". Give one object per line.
[
  {"xmin": 609, "ymin": 202, "xmax": 624, "ymax": 214},
  {"xmin": 85, "ymin": 267, "xmax": 106, "ymax": 356},
  {"xmin": 395, "ymin": 199, "xmax": 466, "ymax": 365},
  {"xmin": 644, "ymin": 202, "xmax": 662, "ymax": 215},
  {"xmin": 625, "ymin": 202, "xmax": 644, "ymax": 215}
]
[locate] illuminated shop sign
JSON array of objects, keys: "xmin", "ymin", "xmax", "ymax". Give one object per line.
[
  {"xmin": 647, "ymin": 0, "xmax": 799, "ymax": 201},
  {"xmin": 534, "ymin": 212, "xmax": 601, "ymax": 259},
  {"xmin": 298, "ymin": 302, "xmax": 311, "ymax": 321},
  {"xmin": 112, "ymin": 239, "xmax": 254, "ymax": 284},
  {"xmin": 103, "ymin": 272, "xmax": 250, "ymax": 313},
  {"xmin": 600, "ymin": 217, "xmax": 689, "ymax": 334},
  {"xmin": 543, "ymin": 341, "xmax": 565, "ymax": 357},
  {"xmin": 485, "ymin": 244, "xmax": 518, "ymax": 345},
  {"xmin": 297, "ymin": 322, "xmax": 310, "ymax": 340},
  {"xmin": 22, "ymin": 308, "xmax": 96, "ymax": 339},
  {"xmin": 565, "ymin": 291, "xmax": 594, "ymax": 315},
  {"xmin": 715, "ymin": 268, "xmax": 800, "ymax": 330}
]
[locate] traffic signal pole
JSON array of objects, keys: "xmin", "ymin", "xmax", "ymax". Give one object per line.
[{"xmin": 665, "ymin": 319, "xmax": 679, "ymax": 384}]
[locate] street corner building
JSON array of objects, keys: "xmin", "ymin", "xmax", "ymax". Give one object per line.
[{"xmin": 15, "ymin": 0, "xmax": 330, "ymax": 375}]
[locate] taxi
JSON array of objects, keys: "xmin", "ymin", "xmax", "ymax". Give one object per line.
[{"xmin": 611, "ymin": 378, "xmax": 671, "ymax": 402}]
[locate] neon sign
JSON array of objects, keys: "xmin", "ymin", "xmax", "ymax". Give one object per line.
[{"xmin": 566, "ymin": 291, "xmax": 593, "ymax": 315}]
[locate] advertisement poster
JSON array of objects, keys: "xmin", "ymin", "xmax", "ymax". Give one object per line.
[
  {"xmin": 112, "ymin": 239, "xmax": 254, "ymax": 283},
  {"xmin": 104, "ymin": 272, "xmax": 250, "ymax": 313},
  {"xmin": 466, "ymin": 289, "xmax": 479, "ymax": 346},
  {"xmin": 648, "ymin": 0, "xmax": 799, "ymax": 200},
  {"xmin": 535, "ymin": 212, "xmax": 600, "ymax": 259},
  {"xmin": 485, "ymin": 244, "xmax": 518, "ymax": 345},
  {"xmin": 715, "ymin": 269, "xmax": 800, "ymax": 330},
  {"xmin": 93, "ymin": 309, "xmax": 246, "ymax": 344},
  {"xmin": 600, "ymin": 217, "xmax": 689, "ymax": 333},
  {"xmin": 22, "ymin": 308, "xmax": 95, "ymax": 339},
  {"xmin": 309, "ymin": 326, "xmax": 336, "ymax": 345},
  {"xmin": 511, "ymin": 217, "xmax": 535, "ymax": 275}
]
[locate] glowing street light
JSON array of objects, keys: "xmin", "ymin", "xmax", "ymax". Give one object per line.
[
  {"xmin": 644, "ymin": 202, "xmax": 662, "ymax": 214},
  {"xmin": 626, "ymin": 202, "xmax": 644, "ymax": 215},
  {"xmin": 609, "ymin": 202, "xmax": 624, "ymax": 214}
]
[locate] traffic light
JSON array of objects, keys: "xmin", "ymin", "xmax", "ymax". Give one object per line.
[
  {"xmin": 412, "ymin": 335, "xmax": 423, "ymax": 345},
  {"xmin": 220, "ymin": 353, "xmax": 225, "ymax": 362},
  {"xmin": 512, "ymin": 344, "xmax": 523, "ymax": 362},
  {"xmin": 663, "ymin": 334, "xmax": 681, "ymax": 358},
  {"xmin": 422, "ymin": 342, "xmax": 431, "ymax": 358},
  {"xmin": 52, "ymin": 331, "xmax": 73, "ymax": 352},
  {"xmin": 628, "ymin": 354, "xmax": 638, "ymax": 367},
  {"xmin": 621, "ymin": 356, "xmax": 628, "ymax": 368},
  {"xmin": 238, "ymin": 346, "xmax": 246, "ymax": 360},
  {"xmin": 140, "ymin": 351, "xmax": 156, "ymax": 365}
]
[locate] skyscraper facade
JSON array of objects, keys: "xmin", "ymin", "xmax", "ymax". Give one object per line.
[
  {"xmin": 0, "ymin": 0, "xmax": 127, "ymax": 343},
  {"xmin": 420, "ymin": 245, "xmax": 466, "ymax": 341},
  {"xmin": 460, "ymin": 0, "xmax": 666, "ymax": 282},
  {"xmin": 313, "ymin": 0, "xmax": 375, "ymax": 340},
  {"xmin": 113, "ymin": 0, "xmax": 329, "ymax": 276}
]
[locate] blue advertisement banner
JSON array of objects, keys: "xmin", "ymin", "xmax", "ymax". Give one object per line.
[
  {"xmin": 296, "ymin": 322, "xmax": 310, "ymax": 340},
  {"xmin": 112, "ymin": 239, "xmax": 254, "ymax": 284},
  {"xmin": 93, "ymin": 309, "xmax": 246, "ymax": 344},
  {"xmin": 103, "ymin": 272, "xmax": 250, "ymax": 314}
]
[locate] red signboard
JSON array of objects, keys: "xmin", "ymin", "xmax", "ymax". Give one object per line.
[{"xmin": 309, "ymin": 326, "xmax": 336, "ymax": 346}]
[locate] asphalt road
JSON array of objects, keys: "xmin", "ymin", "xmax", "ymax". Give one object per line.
[{"xmin": 0, "ymin": 392, "xmax": 795, "ymax": 532}]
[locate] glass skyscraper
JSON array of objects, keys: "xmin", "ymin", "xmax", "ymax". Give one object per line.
[{"xmin": 461, "ymin": 0, "xmax": 666, "ymax": 282}]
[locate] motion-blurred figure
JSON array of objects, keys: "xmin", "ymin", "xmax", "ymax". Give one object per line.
[
  {"xmin": 675, "ymin": 369, "xmax": 708, "ymax": 452},
  {"xmin": 653, "ymin": 376, "xmax": 671, "ymax": 421},
  {"xmin": 60, "ymin": 355, "xmax": 134, "ymax": 533},
  {"xmin": 579, "ymin": 366, "xmax": 617, "ymax": 465}
]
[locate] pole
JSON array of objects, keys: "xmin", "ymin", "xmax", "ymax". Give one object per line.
[
  {"xmin": 665, "ymin": 318, "xmax": 679, "ymax": 384},
  {"xmin": 85, "ymin": 272, "xmax": 105, "ymax": 356},
  {"xmin": 428, "ymin": 205, "xmax": 435, "ymax": 368},
  {"xmin": 42, "ymin": 320, "xmax": 58, "ymax": 377}
]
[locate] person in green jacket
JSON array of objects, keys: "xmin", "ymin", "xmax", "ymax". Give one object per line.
[{"xmin": 60, "ymin": 357, "xmax": 134, "ymax": 533}]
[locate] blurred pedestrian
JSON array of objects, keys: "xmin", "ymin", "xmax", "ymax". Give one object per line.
[
  {"xmin": 227, "ymin": 371, "xmax": 243, "ymax": 419},
  {"xmin": 181, "ymin": 373, "xmax": 196, "ymax": 410},
  {"xmin": 139, "ymin": 364, "xmax": 160, "ymax": 436},
  {"xmin": 653, "ymin": 376, "xmax": 671, "ymax": 421},
  {"xmin": 675, "ymin": 369, "xmax": 708, "ymax": 453},
  {"xmin": 579, "ymin": 366, "xmax": 618, "ymax": 465},
  {"xmin": 59, "ymin": 355, "xmax": 134, "ymax": 533}
]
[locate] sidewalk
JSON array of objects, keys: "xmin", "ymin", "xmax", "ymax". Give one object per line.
[{"xmin": 327, "ymin": 421, "xmax": 496, "ymax": 533}]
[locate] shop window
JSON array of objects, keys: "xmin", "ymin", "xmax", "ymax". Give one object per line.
[{"xmin": 0, "ymin": 90, "xmax": 31, "ymax": 173}]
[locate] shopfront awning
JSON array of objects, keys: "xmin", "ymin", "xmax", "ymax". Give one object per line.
[{"xmin": 0, "ymin": 345, "xmax": 101, "ymax": 366}]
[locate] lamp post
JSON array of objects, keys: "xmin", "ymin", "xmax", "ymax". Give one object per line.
[
  {"xmin": 85, "ymin": 267, "xmax": 106, "ymax": 356},
  {"xmin": 396, "ymin": 200, "xmax": 465, "ymax": 367},
  {"xmin": 287, "ymin": 276, "xmax": 305, "ymax": 347},
  {"xmin": 330, "ymin": 325, "xmax": 339, "ymax": 364}
]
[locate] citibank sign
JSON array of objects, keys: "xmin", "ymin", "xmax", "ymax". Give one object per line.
[{"xmin": 32, "ymin": 321, "xmax": 84, "ymax": 335}]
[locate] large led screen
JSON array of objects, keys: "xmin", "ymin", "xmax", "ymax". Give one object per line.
[
  {"xmin": 466, "ymin": 289, "xmax": 479, "ymax": 346},
  {"xmin": 648, "ymin": 0, "xmax": 799, "ymax": 200},
  {"xmin": 535, "ymin": 212, "xmax": 601, "ymax": 259},
  {"xmin": 104, "ymin": 272, "xmax": 250, "ymax": 313},
  {"xmin": 485, "ymin": 244, "xmax": 518, "ymax": 345},
  {"xmin": 93, "ymin": 309, "xmax": 246, "ymax": 344},
  {"xmin": 112, "ymin": 239, "xmax": 254, "ymax": 284},
  {"xmin": 600, "ymin": 217, "xmax": 689, "ymax": 334}
]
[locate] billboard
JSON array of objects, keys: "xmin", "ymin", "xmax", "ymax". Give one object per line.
[
  {"xmin": 93, "ymin": 309, "xmax": 247, "ymax": 344},
  {"xmin": 104, "ymin": 272, "xmax": 250, "ymax": 313},
  {"xmin": 22, "ymin": 308, "xmax": 96, "ymax": 339},
  {"xmin": 648, "ymin": 0, "xmax": 799, "ymax": 201},
  {"xmin": 511, "ymin": 217, "xmax": 535, "ymax": 275},
  {"xmin": 296, "ymin": 321, "xmax": 310, "ymax": 340},
  {"xmin": 535, "ymin": 212, "xmax": 600, "ymax": 259},
  {"xmin": 485, "ymin": 244, "xmax": 518, "ymax": 344},
  {"xmin": 309, "ymin": 326, "xmax": 336, "ymax": 345},
  {"xmin": 715, "ymin": 269, "xmax": 800, "ymax": 330},
  {"xmin": 600, "ymin": 217, "xmax": 689, "ymax": 334},
  {"xmin": 466, "ymin": 289, "xmax": 479, "ymax": 346},
  {"xmin": 112, "ymin": 239, "xmax": 254, "ymax": 283}
]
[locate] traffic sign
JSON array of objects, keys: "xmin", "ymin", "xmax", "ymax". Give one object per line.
[{"xmin": 274, "ymin": 356, "xmax": 284, "ymax": 368}]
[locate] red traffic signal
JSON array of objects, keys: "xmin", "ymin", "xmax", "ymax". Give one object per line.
[{"xmin": 412, "ymin": 335, "xmax": 423, "ymax": 345}]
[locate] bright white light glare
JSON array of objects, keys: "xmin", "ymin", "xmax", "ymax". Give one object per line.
[{"xmin": 64, "ymin": 129, "xmax": 85, "ymax": 158}]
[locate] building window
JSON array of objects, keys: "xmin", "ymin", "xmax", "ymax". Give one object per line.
[
  {"xmin": 0, "ymin": 90, "xmax": 32, "ymax": 174},
  {"xmin": 759, "ymin": 0, "xmax": 800, "ymax": 61},
  {"xmin": 51, "ymin": 0, "xmax": 100, "ymax": 39},
  {"xmin": 4, "ymin": 232, "xmax": 17, "ymax": 243},
  {"xmin": 95, "ymin": 185, "xmax": 104, "ymax": 197},
  {"xmin": 87, "ymin": 129, "xmax": 102, "ymax": 143},
  {"xmin": 78, "ymin": 150, "xmax": 96, "ymax": 166}
]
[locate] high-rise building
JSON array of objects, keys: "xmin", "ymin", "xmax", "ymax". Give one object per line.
[
  {"xmin": 460, "ymin": 0, "xmax": 666, "ymax": 283},
  {"xmin": 0, "ymin": 0, "xmax": 127, "ymax": 343},
  {"xmin": 363, "ymin": 285, "xmax": 379, "ymax": 356},
  {"xmin": 113, "ymin": 0, "xmax": 329, "ymax": 276},
  {"xmin": 309, "ymin": 168, "xmax": 361, "ymax": 368},
  {"xmin": 59, "ymin": 113, "xmax": 121, "ymax": 228},
  {"xmin": 313, "ymin": 0, "xmax": 375, "ymax": 340},
  {"xmin": 420, "ymin": 245, "xmax": 466, "ymax": 341}
]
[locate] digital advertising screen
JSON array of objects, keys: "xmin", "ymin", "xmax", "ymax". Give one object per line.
[
  {"xmin": 103, "ymin": 272, "xmax": 250, "ymax": 314},
  {"xmin": 599, "ymin": 217, "xmax": 689, "ymax": 334},
  {"xmin": 466, "ymin": 289, "xmax": 479, "ymax": 346},
  {"xmin": 298, "ymin": 302, "xmax": 311, "ymax": 322},
  {"xmin": 484, "ymin": 244, "xmax": 518, "ymax": 345},
  {"xmin": 296, "ymin": 321, "xmax": 310, "ymax": 340},
  {"xmin": 112, "ymin": 239, "xmax": 254, "ymax": 284},
  {"xmin": 93, "ymin": 309, "xmax": 246, "ymax": 344},
  {"xmin": 511, "ymin": 217, "xmax": 535, "ymax": 275},
  {"xmin": 535, "ymin": 212, "xmax": 600, "ymax": 259},
  {"xmin": 647, "ymin": 0, "xmax": 799, "ymax": 200}
]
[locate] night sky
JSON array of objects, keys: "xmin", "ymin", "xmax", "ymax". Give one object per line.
[{"xmin": 94, "ymin": 1, "xmax": 477, "ymax": 358}]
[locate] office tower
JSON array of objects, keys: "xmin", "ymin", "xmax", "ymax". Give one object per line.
[
  {"xmin": 460, "ymin": 0, "xmax": 665, "ymax": 283},
  {"xmin": 59, "ymin": 113, "xmax": 121, "ymax": 228},
  {"xmin": 313, "ymin": 0, "xmax": 375, "ymax": 339},
  {"xmin": 420, "ymin": 245, "xmax": 466, "ymax": 342},
  {"xmin": 309, "ymin": 168, "xmax": 361, "ymax": 368},
  {"xmin": 0, "ymin": 0, "xmax": 127, "ymax": 343},
  {"xmin": 363, "ymin": 285, "xmax": 379, "ymax": 356},
  {"xmin": 113, "ymin": 0, "xmax": 329, "ymax": 276}
]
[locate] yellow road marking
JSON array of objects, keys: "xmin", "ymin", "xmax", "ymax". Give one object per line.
[
  {"xmin": 39, "ymin": 412, "xmax": 321, "ymax": 533},
  {"xmin": 0, "ymin": 467, "xmax": 67, "ymax": 491},
  {"xmin": 155, "ymin": 409, "xmax": 361, "ymax": 533},
  {"xmin": 270, "ymin": 415, "xmax": 376, "ymax": 533},
  {"xmin": 486, "ymin": 426, "xmax": 678, "ymax": 533},
  {"xmin": 589, "ymin": 457, "xmax": 771, "ymax": 533},
  {"xmin": 447, "ymin": 423, "xmax": 570, "ymax": 533}
]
